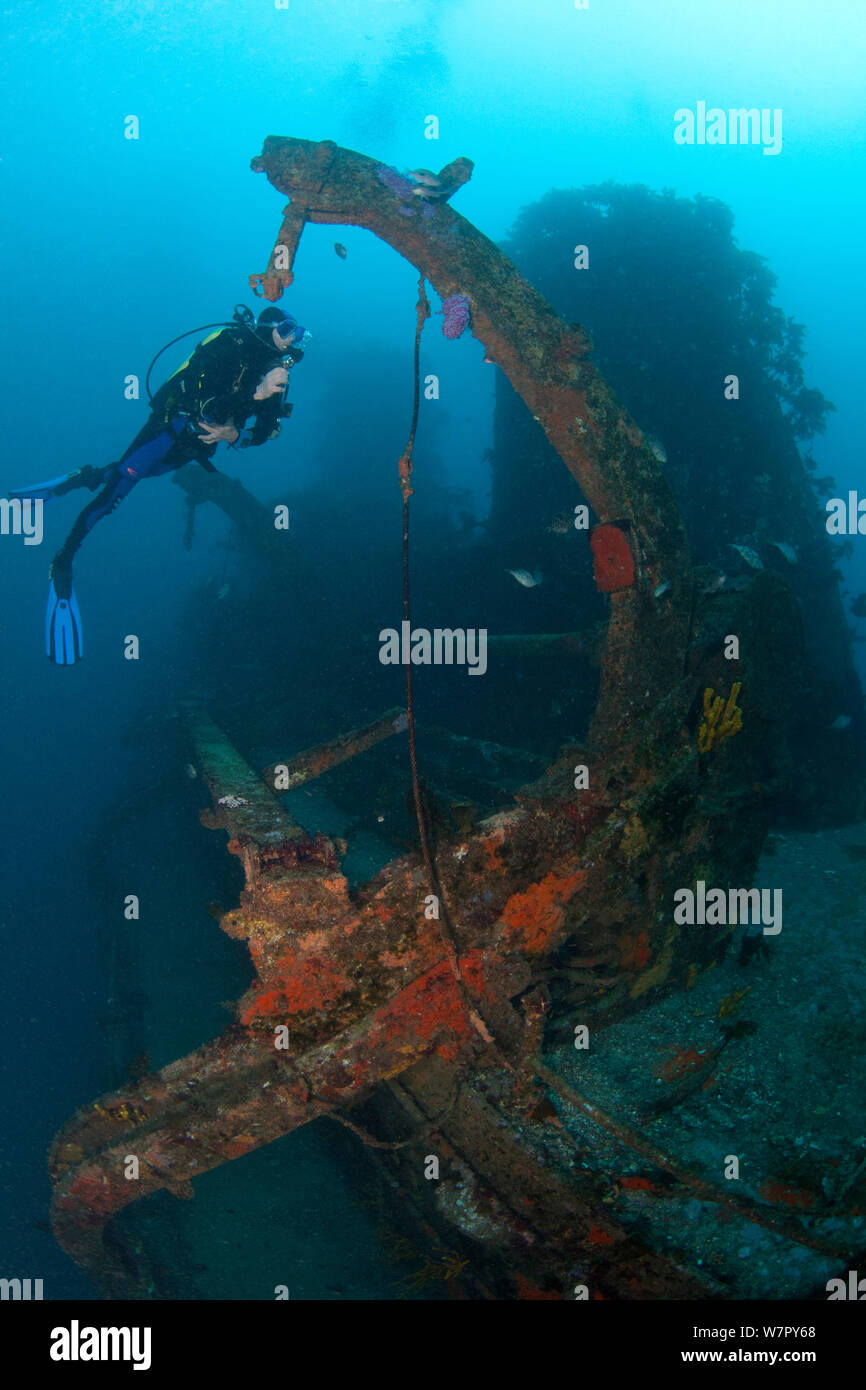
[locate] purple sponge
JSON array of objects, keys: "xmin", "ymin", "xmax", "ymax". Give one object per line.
[{"xmin": 441, "ymin": 293, "xmax": 471, "ymax": 340}]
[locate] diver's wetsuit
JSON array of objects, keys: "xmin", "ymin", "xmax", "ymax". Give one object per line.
[{"xmin": 47, "ymin": 324, "xmax": 299, "ymax": 586}]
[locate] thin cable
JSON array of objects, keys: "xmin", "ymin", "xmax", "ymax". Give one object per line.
[
  {"xmin": 399, "ymin": 279, "xmax": 438, "ymax": 897},
  {"xmin": 397, "ymin": 277, "xmax": 496, "ymax": 1050}
]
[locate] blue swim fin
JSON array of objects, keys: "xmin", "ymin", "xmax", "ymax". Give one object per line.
[
  {"xmin": 10, "ymin": 472, "xmax": 76, "ymax": 502},
  {"xmin": 46, "ymin": 579, "xmax": 83, "ymax": 665},
  {"xmin": 12, "ymin": 466, "xmax": 109, "ymax": 501}
]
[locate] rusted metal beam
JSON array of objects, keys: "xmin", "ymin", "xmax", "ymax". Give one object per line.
[
  {"xmin": 261, "ymin": 707, "xmax": 408, "ymax": 792},
  {"xmin": 367, "ymin": 1057, "xmax": 717, "ymax": 1299},
  {"xmin": 192, "ymin": 708, "xmax": 307, "ymax": 845},
  {"xmin": 171, "ymin": 465, "xmax": 294, "ymax": 574},
  {"xmin": 486, "ymin": 631, "xmax": 594, "ymax": 659},
  {"xmin": 48, "ymin": 718, "xmax": 536, "ymax": 1289},
  {"xmin": 47, "ymin": 691, "xmax": 731, "ymax": 1291}
]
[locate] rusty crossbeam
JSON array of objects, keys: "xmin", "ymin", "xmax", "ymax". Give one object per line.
[
  {"xmin": 47, "ymin": 717, "xmax": 542, "ymax": 1290},
  {"xmin": 486, "ymin": 631, "xmax": 593, "ymax": 658},
  {"xmin": 379, "ymin": 1063, "xmax": 720, "ymax": 1300},
  {"xmin": 192, "ymin": 709, "xmax": 306, "ymax": 841},
  {"xmin": 261, "ymin": 707, "xmax": 408, "ymax": 792},
  {"xmin": 172, "ymin": 466, "xmax": 295, "ymax": 574},
  {"xmin": 48, "ymin": 692, "xmax": 753, "ymax": 1293}
]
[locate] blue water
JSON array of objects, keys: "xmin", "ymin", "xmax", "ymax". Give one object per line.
[{"xmin": 0, "ymin": 0, "xmax": 863, "ymax": 1298}]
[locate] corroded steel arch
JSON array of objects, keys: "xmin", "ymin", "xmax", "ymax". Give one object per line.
[{"xmin": 248, "ymin": 136, "xmax": 693, "ymax": 742}]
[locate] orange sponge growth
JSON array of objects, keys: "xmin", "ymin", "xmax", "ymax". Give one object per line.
[{"xmin": 500, "ymin": 866, "xmax": 585, "ymax": 953}]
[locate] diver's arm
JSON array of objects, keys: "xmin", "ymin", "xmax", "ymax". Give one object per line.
[
  {"xmin": 236, "ymin": 361, "xmax": 291, "ymax": 446},
  {"xmin": 200, "ymin": 379, "xmax": 283, "ymax": 444}
]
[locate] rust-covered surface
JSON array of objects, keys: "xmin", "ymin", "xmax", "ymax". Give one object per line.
[
  {"xmin": 48, "ymin": 139, "xmax": 817, "ymax": 1297},
  {"xmin": 49, "ymin": 574, "xmax": 802, "ymax": 1296}
]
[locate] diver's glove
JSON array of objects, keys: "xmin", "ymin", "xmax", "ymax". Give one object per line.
[
  {"xmin": 196, "ymin": 419, "xmax": 239, "ymax": 446},
  {"xmin": 239, "ymin": 424, "xmax": 281, "ymax": 449},
  {"xmin": 253, "ymin": 366, "xmax": 289, "ymax": 401}
]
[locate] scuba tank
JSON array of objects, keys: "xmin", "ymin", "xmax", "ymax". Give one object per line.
[{"xmin": 144, "ymin": 305, "xmax": 258, "ymax": 405}]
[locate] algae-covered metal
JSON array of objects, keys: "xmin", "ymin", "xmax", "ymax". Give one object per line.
[{"xmin": 48, "ymin": 139, "xmax": 813, "ymax": 1297}]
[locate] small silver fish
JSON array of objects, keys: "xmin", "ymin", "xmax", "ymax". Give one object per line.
[
  {"xmin": 767, "ymin": 540, "xmax": 798, "ymax": 564},
  {"xmin": 653, "ymin": 580, "xmax": 671, "ymax": 599},
  {"xmin": 409, "ymin": 168, "xmax": 441, "ymax": 187},
  {"xmin": 699, "ymin": 569, "xmax": 727, "ymax": 596},
  {"xmin": 829, "ymin": 715, "xmax": 852, "ymax": 730},
  {"xmin": 646, "ymin": 435, "xmax": 667, "ymax": 465},
  {"xmin": 506, "ymin": 568, "xmax": 543, "ymax": 588},
  {"xmin": 729, "ymin": 543, "xmax": 764, "ymax": 571},
  {"xmin": 217, "ymin": 583, "xmax": 230, "ymax": 600},
  {"xmin": 184, "ymin": 763, "xmax": 198, "ymax": 780}
]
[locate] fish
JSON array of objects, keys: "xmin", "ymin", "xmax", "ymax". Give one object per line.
[
  {"xmin": 184, "ymin": 763, "xmax": 198, "ymax": 780},
  {"xmin": 653, "ymin": 580, "xmax": 671, "ymax": 599},
  {"xmin": 729, "ymin": 543, "xmax": 764, "ymax": 571},
  {"xmin": 829, "ymin": 715, "xmax": 852, "ymax": 730},
  {"xmin": 646, "ymin": 435, "xmax": 667, "ymax": 464},
  {"xmin": 409, "ymin": 168, "xmax": 442, "ymax": 187},
  {"xmin": 506, "ymin": 568, "xmax": 543, "ymax": 588},
  {"xmin": 217, "ymin": 583, "xmax": 230, "ymax": 600},
  {"xmin": 545, "ymin": 512, "xmax": 572, "ymax": 535},
  {"xmin": 410, "ymin": 167, "xmax": 464, "ymax": 203},
  {"xmin": 334, "ymin": 242, "xmax": 347, "ymax": 259},
  {"xmin": 766, "ymin": 539, "xmax": 798, "ymax": 564},
  {"xmin": 695, "ymin": 567, "xmax": 728, "ymax": 594}
]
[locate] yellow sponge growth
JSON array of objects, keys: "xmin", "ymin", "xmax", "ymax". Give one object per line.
[{"xmin": 698, "ymin": 681, "xmax": 743, "ymax": 753}]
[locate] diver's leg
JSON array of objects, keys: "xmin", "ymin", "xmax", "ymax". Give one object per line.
[
  {"xmin": 44, "ymin": 473, "xmax": 135, "ymax": 664},
  {"xmin": 50, "ymin": 474, "xmax": 138, "ymax": 596},
  {"xmin": 115, "ymin": 415, "xmax": 207, "ymax": 478},
  {"xmin": 42, "ymin": 417, "xmax": 198, "ymax": 664},
  {"xmin": 14, "ymin": 409, "xmax": 182, "ymax": 502},
  {"xmin": 49, "ymin": 414, "xmax": 211, "ymax": 597},
  {"xmin": 48, "ymin": 420, "xmax": 192, "ymax": 591}
]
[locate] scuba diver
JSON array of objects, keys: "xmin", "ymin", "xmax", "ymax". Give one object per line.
[{"xmin": 12, "ymin": 305, "xmax": 309, "ymax": 664}]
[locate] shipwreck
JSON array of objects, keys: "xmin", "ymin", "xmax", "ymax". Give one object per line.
[{"xmin": 49, "ymin": 138, "xmax": 866, "ymax": 1300}]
